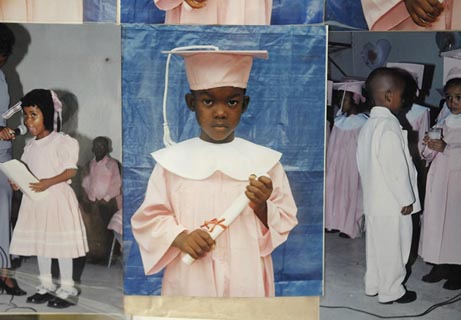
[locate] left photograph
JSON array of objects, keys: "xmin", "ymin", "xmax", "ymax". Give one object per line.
[{"xmin": 0, "ymin": 22, "xmax": 122, "ymax": 313}]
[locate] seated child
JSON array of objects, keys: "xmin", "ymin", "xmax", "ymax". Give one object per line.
[
  {"xmin": 361, "ymin": 0, "xmax": 459, "ymax": 30},
  {"xmin": 325, "ymin": 80, "xmax": 368, "ymax": 239},
  {"xmin": 153, "ymin": 0, "xmax": 273, "ymax": 25},
  {"xmin": 81, "ymin": 136, "xmax": 121, "ymax": 262},
  {"xmin": 131, "ymin": 48, "xmax": 298, "ymax": 297},
  {"xmin": 419, "ymin": 67, "xmax": 461, "ymax": 290},
  {"xmin": 357, "ymin": 67, "xmax": 420, "ymax": 304}
]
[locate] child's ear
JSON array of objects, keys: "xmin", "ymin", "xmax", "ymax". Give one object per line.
[
  {"xmin": 185, "ymin": 93, "xmax": 196, "ymax": 111},
  {"xmin": 385, "ymin": 90, "xmax": 392, "ymax": 103},
  {"xmin": 242, "ymin": 95, "xmax": 250, "ymax": 113}
]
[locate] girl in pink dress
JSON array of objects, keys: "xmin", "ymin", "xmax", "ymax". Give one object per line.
[
  {"xmin": 9, "ymin": 89, "xmax": 88, "ymax": 308},
  {"xmin": 154, "ymin": 0, "xmax": 272, "ymax": 25},
  {"xmin": 419, "ymin": 72, "xmax": 461, "ymax": 290},
  {"xmin": 325, "ymin": 81, "xmax": 368, "ymax": 239}
]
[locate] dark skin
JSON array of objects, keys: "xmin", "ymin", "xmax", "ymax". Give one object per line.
[
  {"xmin": 10, "ymin": 106, "xmax": 77, "ymax": 192},
  {"xmin": 184, "ymin": 0, "xmax": 207, "ymax": 9},
  {"xmin": 404, "ymin": 0, "xmax": 444, "ymax": 27},
  {"xmin": 340, "ymin": 91, "xmax": 359, "ymax": 116},
  {"xmin": 172, "ymin": 86, "xmax": 273, "ymax": 259},
  {"xmin": 369, "ymin": 73, "xmax": 414, "ymax": 215},
  {"xmin": 422, "ymin": 83, "xmax": 461, "ymax": 153},
  {"xmin": 92, "ymin": 139, "xmax": 109, "ymax": 162}
]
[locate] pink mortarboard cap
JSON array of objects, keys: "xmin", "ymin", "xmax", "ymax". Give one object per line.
[
  {"xmin": 332, "ymin": 80, "xmax": 366, "ymax": 109},
  {"xmin": 386, "ymin": 62, "xmax": 425, "ymax": 89},
  {"xmin": 332, "ymin": 80, "xmax": 365, "ymax": 97},
  {"xmin": 437, "ymin": 66, "xmax": 461, "ymax": 96},
  {"xmin": 160, "ymin": 46, "xmax": 268, "ymax": 147},
  {"xmin": 162, "ymin": 49, "xmax": 268, "ymax": 90},
  {"xmin": 445, "ymin": 66, "xmax": 461, "ymax": 83}
]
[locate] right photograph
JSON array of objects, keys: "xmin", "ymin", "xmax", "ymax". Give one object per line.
[
  {"xmin": 326, "ymin": 0, "xmax": 460, "ymax": 31},
  {"xmin": 322, "ymin": 30, "xmax": 461, "ymax": 319}
]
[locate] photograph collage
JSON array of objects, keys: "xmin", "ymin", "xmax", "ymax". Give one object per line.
[{"xmin": 0, "ymin": 0, "xmax": 460, "ymax": 319}]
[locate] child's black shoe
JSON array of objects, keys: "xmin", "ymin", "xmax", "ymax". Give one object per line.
[
  {"xmin": 47, "ymin": 287, "xmax": 78, "ymax": 309},
  {"xmin": 47, "ymin": 296, "xmax": 76, "ymax": 308},
  {"xmin": 443, "ymin": 279, "xmax": 461, "ymax": 290},
  {"xmin": 26, "ymin": 292, "xmax": 54, "ymax": 304},
  {"xmin": 422, "ymin": 264, "xmax": 448, "ymax": 283},
  {"xmin": 380, "ymin": 290, "xmax": 417, "ymax": 304}
]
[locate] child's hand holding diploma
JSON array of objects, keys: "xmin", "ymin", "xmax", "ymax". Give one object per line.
[
  {"xmin": 246, "ymin": 174, "xmax": 273, "ymax": 228},
  {"xmin": 404, "ymin": 0, "xmax": 444, "ymax": 27},
  {"xmin": 173, "ymin": 230, "xmax": 215, "ymax": 260},
  {"xmin": 184, "ymin": 0, "xmax": 207, "ymax": 9}
]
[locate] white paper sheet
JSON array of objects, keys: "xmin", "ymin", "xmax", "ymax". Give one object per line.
[{"xmin": 0, "ymin": 159, "xmax": 49, "ymax": 200}]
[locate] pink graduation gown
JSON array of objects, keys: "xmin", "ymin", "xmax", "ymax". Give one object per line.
[
  {"xmin": 0, "ymin": 0, "xmax": 82, "ymax": 23},
  {"xmin": 361, "ymin": 0, "xmax": 460, "ymax": 31},
  {"xmin": 131, "ymin": 137, "xmax": 297, "ymax": 297},
  {"xmin": 154, "ymin": 0, "xmax": 272, "ymax": 25},
  {"xmin": 325, "ymin": 113, "xmax": 368, "ymax": 238},
  {"xmin": 419, "ymin": 114, "xmax": 461, "ymax": 264}
]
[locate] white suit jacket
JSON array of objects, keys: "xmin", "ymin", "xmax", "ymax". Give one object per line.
[{"xmin": 357, "ymin": 107, "xmax": 421, "ymax": 217}]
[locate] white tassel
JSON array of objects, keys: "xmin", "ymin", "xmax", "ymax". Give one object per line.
[{"xmin": 162, "ymin": 45, "xmax": 219, "ymax": 147}]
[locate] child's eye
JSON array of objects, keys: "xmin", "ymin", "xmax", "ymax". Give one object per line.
[
  {"xmin": 202, "ymin": 99, "xmax": 213, "ymax": 106},
  {"xmin": 446, "ymin": 94, "xmax": 461, "ymax": 103},
  {"xmin": 228, "ymin": 100, "xmax": 239, "ymax": 107}
]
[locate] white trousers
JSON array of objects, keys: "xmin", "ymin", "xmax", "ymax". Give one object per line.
[{"xmin": 365, "ymin": 213, "xmax": 412, "ymax": 303}]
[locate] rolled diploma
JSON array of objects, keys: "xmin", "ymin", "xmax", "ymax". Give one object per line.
[{"xmin": 181, "ymin": 193, "xmax": 250, "ymax": 265}]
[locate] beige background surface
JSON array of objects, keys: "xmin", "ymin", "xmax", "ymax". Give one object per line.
[{"xmin": 125, "ymin": 296, "xmax": 319, "ymax": 320}]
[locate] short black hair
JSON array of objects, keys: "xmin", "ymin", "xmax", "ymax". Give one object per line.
[
  {"xmin": 365, "ymin": 67, "xmax": 409, "ymax": 108},
  {"xmin": 0, "ymin": 24, "xmax": 15, "ymax": 58},
  {"xmin": 21, "ymin": 89, "xmax": 54, "ymax": 132},
  {"xmin": 392, "ymin": 67, "xmax": 418, "ymax": 111},
  {"xmin": 93, "ymin": 136, "xmax": 110, "ymax": 148},
  {"xmin": 444, "ymin": 77, "xmax": 461, "ymax": 92}
]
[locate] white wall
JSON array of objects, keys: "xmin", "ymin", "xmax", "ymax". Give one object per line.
[
  {"xmin": 4, "ymin": 23, "xmax": 121, "ymax": 166},
  {"xmin": 329, "ymin": 31, "xmax": 451, "ymax": 107}
]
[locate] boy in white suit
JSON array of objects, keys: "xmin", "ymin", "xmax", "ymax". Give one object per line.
[{"xmin": 357, "ymin": 67, "xmax": 420, "ymax": 304}]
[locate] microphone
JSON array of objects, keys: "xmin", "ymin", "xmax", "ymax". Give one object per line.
[
  {"xmin": 14, "ymin": 124, "xmax": 27, "ymax": 135},
  {"xmin": 1, "ymin": 101, "xmax": 22, "ymax": 119}
]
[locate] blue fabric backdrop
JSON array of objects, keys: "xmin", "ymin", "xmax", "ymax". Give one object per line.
[
  {"xmin": 120, "ymin": 0, "xmax": 324, "ymax": 25},
  {"xmin": 83, "ymin": 0, "xmax": 117, "ymax": 22},
  {"xmin": 122, "ymin": 24, "xmax": 326, "ymax": 296},
  {"xmin": 325, "ymin": 0, "xmax": 368, "ymax": 30}
]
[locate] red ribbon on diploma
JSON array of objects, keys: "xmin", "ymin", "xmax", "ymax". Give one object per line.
[{"xmin": 201, "ymin": 218, "xmax": 227, "ymax": 233}]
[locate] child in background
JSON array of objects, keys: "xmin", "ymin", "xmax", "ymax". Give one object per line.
[
  {"xmin": 131, "ymin": 48, "xmax": 298, "ymax": 297},
  {"xmin": 153, "ymin": 0, "xmax": 272, "ymax": 25},
  {"xmin": 357, "ymin": 67, "xmax": 420, "ymax": 304},
  {"xmin": 81, "ymin": 136, "xmax": 121, "ymax": 262},
  {"xmin": 9, "ymin": 89, "xmax": 88, "ymax": 308},
  {"xmin": 419, "ymin": 67, "xmax": 461, "ymax": 290},
  {"xmin": 325, "ymin": 80, "xmax": 368, "ymax": 239},
  {"xmin": 361, "ymin": 0, "xmax": 460, "ymax": 30}
]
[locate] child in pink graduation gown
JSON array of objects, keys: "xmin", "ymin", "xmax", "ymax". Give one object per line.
[
  {"xmin": 9, "ymin": 89, "xmax": 88, "ymax": 308},
  {"xmin": 154, "ymin": 0, "xmax": 272, "ymax": 25},
  {"xmin": 361, "ymin": 0, "xmax": 460, "ymax": 30},
  {"xmin": 419, "ymin": 68, "xmax": 461, "ymax": 290},
  {"xmin": 325, "ymin": 81, "xmax": 368, "ymax": 239},
  {"xmin": 131, "ymin": 49, "xmax": 298, "ymax": 297}
]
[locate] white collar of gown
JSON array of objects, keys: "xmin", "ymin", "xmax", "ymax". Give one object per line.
[
  {"xmin": 334, "ymin": 113, "xmax": 368, "ymax": 130},
  {"xmin": 152, "ymin": 137, "xmax": 281, "ymax": 181},
  {"xmin": 445, "ymin": 112, "xmax": 461, "ymax": 128}
]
